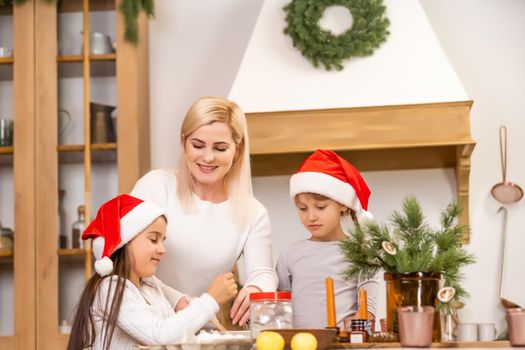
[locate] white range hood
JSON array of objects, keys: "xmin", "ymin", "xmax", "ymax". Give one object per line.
[{"xmin": 228, "ymin": 0, "xmax": 468, "ymax": 112}]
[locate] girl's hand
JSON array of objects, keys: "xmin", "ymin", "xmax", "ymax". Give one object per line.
[
  {"xmin": 230, "ymin": 285, "xmax": 261, "ymax": 326},
  {"xmin": 207, "ymin": 272, "xmax": 238, "ymax": 305},
  {"xmin": 175, "ymin": 296, "xmax": 191, "ymax": 312}
]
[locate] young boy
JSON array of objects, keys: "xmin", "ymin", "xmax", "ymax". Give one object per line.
[{"xmin": 276, "ymin": 149, "xmax": 379, "ymax": 329}]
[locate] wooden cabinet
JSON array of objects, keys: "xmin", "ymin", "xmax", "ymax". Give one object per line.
[{"xmin": 0, "ymin": 0, "xmax": 150, "ymax": 349}]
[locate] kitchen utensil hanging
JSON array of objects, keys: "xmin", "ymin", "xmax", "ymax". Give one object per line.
[
  {"xmin": 491, "ymin": 126, "xmax": 523, "ymax": 204},
  {"xmin": 497, "ymin": 207, "xmax": 520, "ymax": 308}
]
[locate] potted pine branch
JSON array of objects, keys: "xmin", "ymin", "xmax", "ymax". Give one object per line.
[{"xmin": 341, "ymin": 196, "xmax": 475, "ymax": 341}]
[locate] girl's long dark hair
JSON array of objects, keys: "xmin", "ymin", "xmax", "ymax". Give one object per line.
[{"xmin": 67, "ymin": 246, "xmax": 131, "ymax": 350}]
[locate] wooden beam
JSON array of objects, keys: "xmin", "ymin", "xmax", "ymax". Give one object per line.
[
  {"xmin": 116, "ymin": 3, "xmax": 151, "ymax": 193},
  {"xmin": 456, "ymin": 145, "xmax": 473, "ymax": 243},
  {"xmin": 247, "ymin": 101, "xmax": 474, "ymax": 155},
  {"xmin": 13, "ymin": 0, "xmax": 36, "ymax": 349},
  {"xmin": 34, "ymin": 0, "xmax": 62, "ymax": 348}
]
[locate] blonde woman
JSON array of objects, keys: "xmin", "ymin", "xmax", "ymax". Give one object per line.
[{"xmin": 131, "ymin": 96, "xmax": 278, "ymax": 327}]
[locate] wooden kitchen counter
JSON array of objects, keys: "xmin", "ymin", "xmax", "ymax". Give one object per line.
[{"xmin": 329, "ymin": 341, "xmax": 511, "ymax": 349}]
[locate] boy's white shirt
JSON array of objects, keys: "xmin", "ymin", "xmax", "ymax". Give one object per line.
[{"xmin": 90, "ymin": 275, "xmax": 218, "ymax": 349}]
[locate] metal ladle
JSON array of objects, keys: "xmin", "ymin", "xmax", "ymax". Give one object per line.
[
  {"xmin": 491, "ymin": 126, "xmax": 523, "ymax": 204},
  {"xmin": 497, "ymin": 207, "xmax": 521, "ymax": 308}
]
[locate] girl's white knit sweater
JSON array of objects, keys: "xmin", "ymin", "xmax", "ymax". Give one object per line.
[{"xmin": 90, "ymin": 276, "xmax": 218, "ymax": 349}]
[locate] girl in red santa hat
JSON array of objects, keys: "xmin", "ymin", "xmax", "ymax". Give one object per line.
[
  {"xmin": 68, "ymin": 194, "xmax": 238, "ymax": 350},
  {"xmin": 276, "ymin": 149, "xmax": 379, "ymax": 329}
]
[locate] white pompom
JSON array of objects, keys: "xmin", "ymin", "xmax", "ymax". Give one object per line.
[
  {"xmin": 357, "ymin": 210, "xmax": 374, "ymax": 225},
  {"xmin": 94, "ymin": 257, "xmax": 114, "ymax": 276}
]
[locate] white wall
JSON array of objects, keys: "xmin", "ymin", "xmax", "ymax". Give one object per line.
[
  {"xmin": 148, "ymin": 0, "xmax": 525, "ymax": 336},
  {"xmin": 420, "ymin": 0, "xmax": 525, "ymax": 331},
  {"xmin": 148, "ymin": 0, "xmax": 264, "ymax": 168}
]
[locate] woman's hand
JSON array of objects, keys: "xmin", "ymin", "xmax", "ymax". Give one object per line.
[
  {"xmin": 230, "ymin": 285, "xmax": 261, "ymax": 326},
  {"xmin": 207, "ymin": 272, "xmax": 238, "ymax": 305}
]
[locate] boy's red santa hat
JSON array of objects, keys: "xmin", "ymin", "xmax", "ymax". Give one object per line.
[
  {"xmin": 290, "ymin": 149, "xmax": 373, "ymax": 224},
  {"xmin": 82, "ymin": 194, "xmax": 166, "ymax": 277}
]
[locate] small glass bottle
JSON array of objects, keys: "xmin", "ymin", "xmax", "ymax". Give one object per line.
[
  {"xmin": 440, "ymin": 303, "xmax": 459, "ymax": 342},
  {"xmin": 348, "ymin": 319, "xmax": 369, "ymax": 343},
  {"xmin": 71, "ymin": 205, "xmax": 86, "ymax": 249},
  {"xmin": 58, "ymin": 190, "xmax": 68, "ymax": 249}
]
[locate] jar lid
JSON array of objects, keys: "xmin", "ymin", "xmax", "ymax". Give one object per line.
[
  {"xmin": 350, "ymin": 319, "xmax": 368, "ymax": 325},
  {"xmin": 249, "ymin": 291, "xmax": 292, "ymax": 301}
]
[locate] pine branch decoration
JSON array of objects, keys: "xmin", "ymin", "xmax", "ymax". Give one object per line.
[
  {"xmin": 341, "ymin": 196, "xmax": 475, "ymax": 304},
  {"xmin": 121, "ymin": 0, "xmax": 155, "ymax": 44}
]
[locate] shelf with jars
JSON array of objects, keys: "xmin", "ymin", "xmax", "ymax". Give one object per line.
[
  {"xmin": 33, "ymin": 0, "xmax": 151, "ymax": 348},
  {"xmin": 1, "ymin": 0, "xmax": 151, "ymax": 348}
]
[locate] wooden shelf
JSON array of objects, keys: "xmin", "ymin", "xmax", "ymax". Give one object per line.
[
  {"xmin": 247, "ymin": 101, "xmax": 475, "ymax": 236},
  {"xmin": 58, "ymin": 58, "xmax": 115, "ymax": 78},
  {"xmin": 57, "ymin": 54, "xmax": 116, "ymax": 63},
  {"xmin": 0, "ymin": 251, "xmax": 13, "ymax": 257},
  {"xmin": 0, "ymin": 251, "xmax": 13, "ymax": 265},
  {"xmin": 57, "ymin": 143, "xmax": 117, "ymax": 152},
  {"xmin": 0, "ymin": 57, "xmax": 14, "ymax": 64},
  {"xmin": 330, "ymin": 340, "xmax": 510, "ymax": 348},
  {"xmin": 251, "ymin": 145, "xmax": 471, "ymax": 176},
  {"xmin": 58, "ymin": 0, "xmax": 115, "ymax": 12},
  {"xmin": 0, "ymin": 146, "xmax": 14, "ymax": 166},
  {"xmin": 12, "ymin": 1, "xmax": 151, "ymax": 347},
  {"xmin": 57, "ymin": 248, "xmax": 85, "ymax": 256},
  {"xmin": 58, "ymin": 248, "xmax": 86, "ymax": 263},
  {"xmin": 248, "ymin": 100, "xmax": 475, "ymax": 174},
  {"xmin": 0, "ymin": 146, "xmax": 14, "ymax": 154},
  {"xmin": 57, "ymin": 143, "xmax": 117, "ymax": 163}
]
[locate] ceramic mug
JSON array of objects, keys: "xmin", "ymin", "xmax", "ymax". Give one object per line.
[
  {"xmin": 477, "ymin": 323, "xmax": 496, "ymax": 341},
  {"xmin": 398, "ymin": 306, "xmax": 435, "ymax": 347},
  {"xmin": 0, "ymin": 47, "xmax": 13, "ymax": 58},
  {"xmin": 507, "ymin": 308, "xmax": 525, "ymax": 347},
  {"xmin": 457, "ymin": 323, "xmax": 478, "ymax": 342},
  {"xmin": 80, "ymin": 31, "xmax": 115, "ymax": 55}
]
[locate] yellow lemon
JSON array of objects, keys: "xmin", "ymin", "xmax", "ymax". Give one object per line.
[
  {"xmin": 290, "ymin": 332, "xmax": 317, "ymax": 350},
  {"xmin": 256, "ymin": 331, "xmax": 285, "ymax": 350}
]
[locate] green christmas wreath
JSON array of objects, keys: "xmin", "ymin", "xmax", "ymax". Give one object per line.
[{"xmin": 283, "ymin": 0, "xmax": 390, "ymax": 70}]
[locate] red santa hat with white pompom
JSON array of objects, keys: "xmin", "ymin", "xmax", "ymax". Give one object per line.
[
  {"xmin": 290, "ymin": 149, "xmax": 373, "ymax": 225},
  {"xmin": 82, "ymin": 194, "xmax": 166, "ymax": 276}
]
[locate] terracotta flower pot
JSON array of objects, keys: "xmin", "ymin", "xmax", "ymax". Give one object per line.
[{"xmin": 384, "ymin": 272, "xmax": 441, "ymax": 342}]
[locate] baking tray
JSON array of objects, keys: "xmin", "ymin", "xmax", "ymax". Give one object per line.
[{"xmin": 133, "ymin": 331, "xmax": 252, "ymax": 350}]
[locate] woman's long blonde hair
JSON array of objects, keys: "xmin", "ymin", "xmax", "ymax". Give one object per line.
[{"xmin": 177, "ymin": 96, "xmax": 254, "ymax": 229}]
